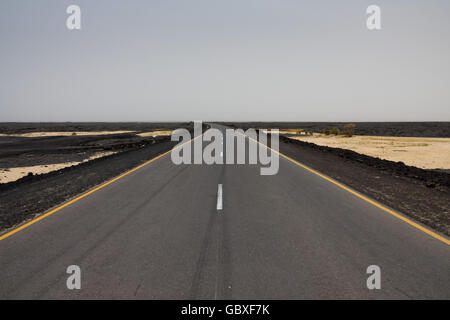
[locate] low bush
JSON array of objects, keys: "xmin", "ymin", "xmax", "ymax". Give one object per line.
[
  {"xmin": 331, "ymin": 127, "xmax": 340, "ymax": 135},
  {"xmin": 343, "ymin": 123, "xmax": 356, "ymax": 137}
]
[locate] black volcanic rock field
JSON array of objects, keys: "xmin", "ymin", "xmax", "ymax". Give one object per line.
[
  {"xmin": 0, "ymin": 122, "xmax": 188, "ymax": 135},
  {"xmin": 220, "ymin": 122, "xmax": 450, "ymax": 137},
  {"xmin": 0, "ymin": 122, "xmax": 191, "ymax": 168}
]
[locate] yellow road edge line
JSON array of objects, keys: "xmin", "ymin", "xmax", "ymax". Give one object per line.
[
  {"xmin": 246, "ymin": 134, "xmax": 450, "ymax": 246},
  {"xmin": 0, "ymin": 134, "xmax": 203, "ymax": 241}
]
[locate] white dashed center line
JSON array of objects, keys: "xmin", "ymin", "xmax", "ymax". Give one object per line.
[{"xmin": 217, "ymin": 184, "xmax": 223, "ymax": 210}]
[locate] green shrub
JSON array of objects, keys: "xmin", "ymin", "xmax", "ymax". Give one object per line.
[{"xmin": 331, "ymin": 127, "xmax": 340, "ymax": 135}]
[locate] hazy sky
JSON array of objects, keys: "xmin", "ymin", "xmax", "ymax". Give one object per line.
[{"xmin": 1, "ymin": 0, "xmax": 449, "ymax": 121}]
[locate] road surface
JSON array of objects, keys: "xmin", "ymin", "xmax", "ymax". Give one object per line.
[{"xmin": 0, "ymin": 124, "xmax": 449, "ymax": 299}]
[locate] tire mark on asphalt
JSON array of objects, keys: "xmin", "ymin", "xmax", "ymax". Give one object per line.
[
  {"xmin": 134, "ymin": 283, "xmax": 142, "ymax": 297},
  {"xmin": 189, "ymin": 206, "xmax": 217, "ymax": 299}
]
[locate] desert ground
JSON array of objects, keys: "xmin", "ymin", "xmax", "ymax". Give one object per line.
[
  {"xmin": 288, "ymin": 134, "xmax": 450, "ymax": 170},
  {"xmin": 0, "ymin": 151, "xmax": 116, "ymax": 183},
  {"xmin": 0, "ymin": 126, "xmax": 177, "ymax": 183},
  {"xmin": 0, "ymin": 123, "xmax": 189, "ymax": 184},
  {"xmin": 234, "ymin": 122, "xmax": 450, "ymax": 170}
]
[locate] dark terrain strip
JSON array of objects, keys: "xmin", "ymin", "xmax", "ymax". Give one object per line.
[{"xmin": 220, "ymin": 122, "xmax": 450, "ymax": 138}]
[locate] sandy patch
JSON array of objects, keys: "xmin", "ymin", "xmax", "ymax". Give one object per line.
[
  {"xmin": 0, "ymin": 131, "xmax": 135, "ymax": 138},
  {"xmin": 137, "ymin": 130, "xmax": 173, "ymax": 137},
  {"xmin": 263, "ymin": 129, "xmax": 311, "ymax": 135},
  {"xmin": 288, "ymin": 134, "xmax": 450, "ymax": 170},
  {"xmin": 0, "ymin": 151, "xmax": 117, "ymax": 183}
]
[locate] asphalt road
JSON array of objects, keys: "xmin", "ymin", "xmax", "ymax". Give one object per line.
[{"xmin": 0, "ymin": 124, "xmax": 449, "ymax": 299}]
